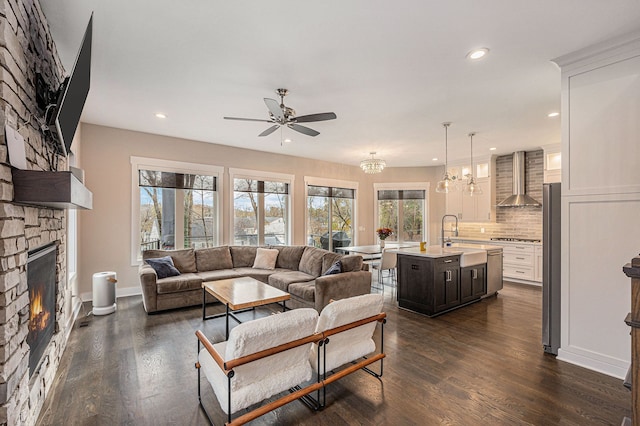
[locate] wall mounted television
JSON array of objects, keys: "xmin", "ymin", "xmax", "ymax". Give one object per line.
[{"xmin": 47, "ymin": 13, "xmax": 92, "ymax": 157}]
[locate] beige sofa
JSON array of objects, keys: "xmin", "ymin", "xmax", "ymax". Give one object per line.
[{"xmin": 138, "ymin": 245, "xmax": 372, "ymax": 314}]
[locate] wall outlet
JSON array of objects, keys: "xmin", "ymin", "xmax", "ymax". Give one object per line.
[{"xmin": 480, "ymin": 228, "xmax": 485, "ymax": 233}]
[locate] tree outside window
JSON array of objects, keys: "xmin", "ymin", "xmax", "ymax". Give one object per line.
[
  {"xmin": 307, "ymin": 185, "xmax": 354, "ymax": 252},
  {"xmin": 377, "ymin": 189, "xmax": 425, "ymax": 243}
]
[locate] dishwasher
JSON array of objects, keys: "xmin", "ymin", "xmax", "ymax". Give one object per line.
[{"xmin": 484, "ymin": 248, "xmax": 503, "ymax": 298}]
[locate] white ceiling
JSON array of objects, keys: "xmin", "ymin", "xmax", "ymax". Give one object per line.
[{"xmin": 41, "ymin": 1, "xmax": 640, "ymax": 167}]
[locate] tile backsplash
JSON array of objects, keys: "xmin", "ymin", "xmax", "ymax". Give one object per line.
[{"xmin": 458, "ymin": 150, "xmax": 543, "ymax": 240}]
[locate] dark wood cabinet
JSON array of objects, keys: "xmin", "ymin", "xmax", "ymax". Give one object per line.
[
  {"xmin": 460, "ymin": 264, "xmax": 487, "ymax": 304},
  {"xmin": 398, "ymin": 254, "xmax": 460, "ymax": 316}
]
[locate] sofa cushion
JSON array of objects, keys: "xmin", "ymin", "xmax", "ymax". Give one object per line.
[
  {"xmin": 195, "ymin": 246, "xmax": 233, "ymax": 271},
  {"xmin": 145, "ymin": 256, "xmax": 181, "ymax": 279},
  {"xmin": 298, "ymin": 246, "xmax": 326, "ymax": 277},
  {"xmin": 252, "ymin": 248, "xmax": 279, "ymax": 270},
  {"xmin": 288, "ymin": 281, "xmax": 316, "ymax": 302},
  {"xmin": 156, "ymin": 273, "xmax": 203, "ymax": 294},
  {"xmin": 340, "ymin": 255, "xmax": 364, "ymax": 273},
  {"xmin": 197, "ymin": 269, "xmax": 244, "ymax": 282},
  {"xmin": 321, "ymin": 252, "xmax": 342, "ymax": 274},
  {"xmin": 272, "ymin": 246, "xmax": 306, "ymax": 270},
  {"xmin": 268, "ymin": 271, "xmax": 315, "ymax": 292},
  {"xmin": 230, "ymin": 246, "xmax": 258, "ymax": 268},
  {"xmin": 232, "ymin": 267, "xmax": 285, "ymax": 284},
  {"xmin": 143, "ymin": 248, "xmax": 197, "ymax": 273}
]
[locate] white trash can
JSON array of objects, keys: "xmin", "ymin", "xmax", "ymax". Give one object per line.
[{"xmin": 92, "ymin": 271, "xmax": 117, "ymax": 315}]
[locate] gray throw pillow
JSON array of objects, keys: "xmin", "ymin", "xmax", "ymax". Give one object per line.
[
  {"xmin": 322, "ymin": 260, "xmax": 342, "ymax": 275},
  {"xmin": 145, "ymin": 256, "xmax": 181, "ymax": 279}
]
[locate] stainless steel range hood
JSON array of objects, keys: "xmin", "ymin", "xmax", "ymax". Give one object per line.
[{"xmin": 497, "ymin": 151, "xmax": 541, "ymax": 207}]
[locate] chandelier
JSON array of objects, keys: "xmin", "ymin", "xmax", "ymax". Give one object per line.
[
  {"xmin": 435, "ymin": 122, "xmax": 456, "ymax": 193},
  {"xmin": 464, "ymin": 132, "xmax": 483, "ymax": 196},
  {"xmin": 360, "ymin": 152, "xmax": 386, "ymax": 174}
]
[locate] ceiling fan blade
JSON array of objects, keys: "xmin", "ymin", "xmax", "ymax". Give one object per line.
[
  {"xmin": 293, "ymin": 112, "xmax": 337, "ymax": 123},
  {"xmin": 288, "ymin": 123, "xmax": 320, "ymax": 137},
  {"xmin": 264, "ymin": 98, "xmax": 284, "ymax": 121},
  {"xmin": 224, "ymin": 116, "xmax": 272, "ymax": 123},
  {"xmin": 258, "ymin": 124, "xmax": 280, "ymax": 137}
]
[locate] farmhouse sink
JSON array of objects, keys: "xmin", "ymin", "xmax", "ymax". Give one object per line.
[{"xmin": 443, "ymin": 246, "xmax": 487, "ymax": 267}]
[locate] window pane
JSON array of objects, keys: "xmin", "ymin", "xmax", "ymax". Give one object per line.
[
  {"xmin": 140, "ymin": 187, "xmax": 175, "ymax": 251},
  {"xmin": 265, "ymin": 193, "xmax": 287, "ymax": 245},
  {"xmin": 234, "ymin": 191, "xmax": 257, "ymax": 245},
  {"xmin": 331, "ymin": 198, "xmax": 353, "ymax": 251},
  {"xmin": 307, "ymin": 195, "xmax": 329, "ymax": 248},
  {"xmin": 402, "ymin": 199, "xmax": 424, "ymax": 242},
  {"xmin": 184, "ymin": 185, "xmax": 216, "ymax": 249},
  {"xmin": 378, "ymin": 199, "xmax": 399, "ymax": 242}
]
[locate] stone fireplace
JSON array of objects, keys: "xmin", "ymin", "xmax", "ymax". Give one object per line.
[
  {"xmin": 27, "ymin": 243, "xmax": 57, "ymax": 378},
  {"xmin": 0, "ymin": 1, "xmax": 77, "ymax": 425}
]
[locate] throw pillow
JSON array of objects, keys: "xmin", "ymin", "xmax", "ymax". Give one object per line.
[
  {"xmin": 145, "ymin": 256, "xmax": 181, "ymax": 279},
  {"xmin": 252, "ymin": 248, "xmax": 279, "ymax": 270},
  {"xmin": 322, "ymin": 260, "xmax": 342, "ymax": 275}
]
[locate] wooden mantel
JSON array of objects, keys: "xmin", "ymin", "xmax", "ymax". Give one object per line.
[{"xmin": 11, "ymin": 170, "xmax": 93, "ymax": 210}]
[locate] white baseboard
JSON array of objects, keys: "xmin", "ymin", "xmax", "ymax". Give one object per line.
[
  {"xmin": 80, "ymin": 285, "xmax": 141, "ymax": 302},
  {"xmin": 557, "ymin": 346, "xmax": 629, "ymax": 379}
]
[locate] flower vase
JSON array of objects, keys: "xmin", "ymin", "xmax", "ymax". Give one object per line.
[{"xmin": 379, "ymin": 239, "xmax": 385, "ymax": 249}]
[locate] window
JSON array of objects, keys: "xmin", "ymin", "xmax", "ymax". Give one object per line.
[
  {"xmin": 131, "ymin": 157, "xmax": 223, "ymax": 264},
  {"xmin": 375, "ymin": 183, "xmax": 428, "ymax": 243},
  {"xmin": 306, "ymin": 178, "xmax": 357, "ymax": 252},
  {"xmin": 230, "ymin": 169, "xmax": 293, "ymax": 246}
]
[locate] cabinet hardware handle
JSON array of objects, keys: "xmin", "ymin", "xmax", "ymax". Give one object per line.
[
  {"xmin": 516, "ymin": 257, "xmax": 525, "ymax": 260},
  {"xmin": 516, "ymin": 270, "xmax": 525, "ymax": 274},
  {"xmin": 472, "ymin": 269, "xmax": 478, "ymax": 279},
  {"xmin": 444, "ymin": 260, "xmax": 453, "ymax": 263},
  {"xmin": 446, "ymin": 270, "xmax": 452, "ymax": 282},
  {"xmin": 411, "ymin": 265, "xmax": 419, "ymax": 270}
]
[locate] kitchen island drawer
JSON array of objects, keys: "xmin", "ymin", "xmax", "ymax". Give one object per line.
[{"xmin": 504, "ymin": 264, "xmax": 534, "ymax": 280}]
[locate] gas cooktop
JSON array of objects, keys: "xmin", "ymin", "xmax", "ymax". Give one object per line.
[{"xmin": 490, "ymin": 237, "xmax": 541, "ymax": 243}]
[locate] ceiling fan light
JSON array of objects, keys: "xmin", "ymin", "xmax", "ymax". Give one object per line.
[{"xmin": 360, "ymin": 152, "xmax": 386, "ymax": 174}]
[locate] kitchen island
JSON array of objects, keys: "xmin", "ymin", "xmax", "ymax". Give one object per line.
[{"xmin": 394, "ymin": 244, "xmax": 503, "ymax": 317}]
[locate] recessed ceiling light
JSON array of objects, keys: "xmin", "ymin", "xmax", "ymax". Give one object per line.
[
  {"xmin": 467, "ymin": 48, "xmax": 490, "ymax": 60},
  {"xmin": 283, "ymin": 138, "xmax": 292, "ymax": 143},
  {"xmin": 155, "ymin": 113, "xmax": 167, "ymax": 119},
  {"xmin": 489, "ymin": 147, "xmax": 497, "ymax": 151},
  {"xmin": 548, "ymin": 112, "xmax": 559, "ymax": 117},
  {"xmin": 432, "ymin": 158, "xmax": 438, "ymax": 161}
]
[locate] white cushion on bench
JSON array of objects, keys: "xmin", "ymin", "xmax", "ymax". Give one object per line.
[
  {"xmin": 198, "ymin": 308, "xmax": 318, "ymax": 414},
  {"xmin": 310, "ymin": 293, "xmax": 384, "ymax": 373}
]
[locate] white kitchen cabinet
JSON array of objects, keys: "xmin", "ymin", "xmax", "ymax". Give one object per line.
[
  {"xmin": 445, "ymin": 157, "xmax": 495, "ymax": 223},
  {"xmin": 479, "ymin": 240, "xmax": 542, "ymax": 285}
]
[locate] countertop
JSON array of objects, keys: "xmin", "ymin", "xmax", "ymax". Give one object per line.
[
  {"xmin": 392, "ymin": 243, "xmax": 501, "ymax": 258},
  {"xmin": 450, "ymin": 237, "xmax": 542, "ymax": 246}
]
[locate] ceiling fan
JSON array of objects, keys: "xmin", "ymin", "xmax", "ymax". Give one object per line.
[{"xmin": 224, "ymin": 88, "xmax": 337, "ymax": 137}]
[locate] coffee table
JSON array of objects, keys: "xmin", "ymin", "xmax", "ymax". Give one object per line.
[{"xmin": 202, "ymin": 276, "xmax": 290, "ymax": 339}]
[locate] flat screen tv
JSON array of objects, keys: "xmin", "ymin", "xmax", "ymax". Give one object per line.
[{"xmin": 49, "ymin": 14, "xmax": 92, "ymax": 156}]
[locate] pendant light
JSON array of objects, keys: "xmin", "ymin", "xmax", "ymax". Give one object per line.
[
  {"xmin": 464, "ymin": 132, "xmax": 483, "ymax": 196},
  {"xmin": 435, "ymin": 122, "xmax": 456, "ymax": 193}
]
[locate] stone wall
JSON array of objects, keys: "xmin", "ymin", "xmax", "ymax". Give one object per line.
[
  {"xmin": 458, "ymin": 150, "xmax": 543, "ymax": 240},
  {"xmin": 0, "ymin": 1, "xmax": 71, "ymax": 425}
]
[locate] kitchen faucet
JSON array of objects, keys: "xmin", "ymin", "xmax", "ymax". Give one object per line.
[{"xmin": 441, "ymin": 214, "xmax": 459, "ymax": 247}]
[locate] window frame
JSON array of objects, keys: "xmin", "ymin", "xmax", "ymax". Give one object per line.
[
  {"xmin": 373, "ymin": 182, "xmax": 430, "ymax": 243},
  {"xmin": 228, "ymin": 168, "xmax": 295, "ymax": 246},
  {"xmin": 304, "ymin": 176, "xmax": 359, "ymax": 248},
  {"xmin": 130, "ymin": 156, "xmax": 224, "ymax": 265}
]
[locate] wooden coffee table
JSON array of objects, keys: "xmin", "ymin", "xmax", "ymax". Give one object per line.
[{"xmin": 202, "ymin": 276, "xmax": 290, "ymax": 339}]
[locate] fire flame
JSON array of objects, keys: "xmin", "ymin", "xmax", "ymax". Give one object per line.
[{"xmin": 29, "ymin": 289, "xmax": 51, "ymax": 332}]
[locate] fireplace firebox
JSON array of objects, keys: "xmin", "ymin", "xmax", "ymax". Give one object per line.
[{"xmin": 27, "ymin": 243, "xmax": 57, "ymax": 377}]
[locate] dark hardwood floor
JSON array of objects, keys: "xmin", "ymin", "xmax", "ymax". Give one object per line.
[{"xmin": 36, "ymin": 282, "xmax": 631, "ymax": 425}]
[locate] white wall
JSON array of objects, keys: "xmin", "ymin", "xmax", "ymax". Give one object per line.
[
  {"xmin": 78, "ymin": 124, "xmax": 443, "ymax": 298},
  {"xmin": 553, "ymin": 31, "xmax": 640, "ymax": 378}
]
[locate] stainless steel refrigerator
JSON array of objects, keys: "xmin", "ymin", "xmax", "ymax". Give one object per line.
[{"xmin": 542, "ymin": 182, "xmax": 561, "ymax": 355}]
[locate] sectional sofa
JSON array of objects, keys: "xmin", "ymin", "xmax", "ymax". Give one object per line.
[{"xmin": 138, "ymin": 245, "xmax": 372, "ymax": 314}]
